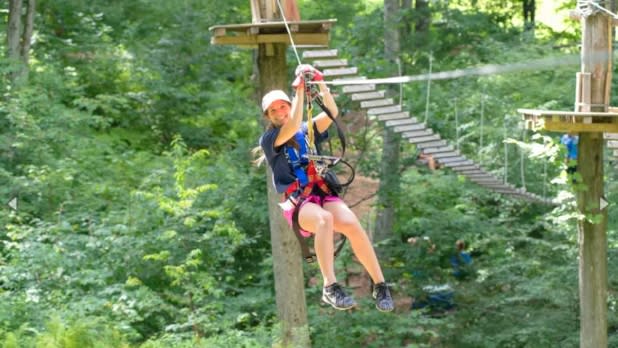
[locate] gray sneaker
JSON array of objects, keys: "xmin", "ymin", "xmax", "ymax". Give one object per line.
[
  {"xmin": 322, "ymin": 282, "xmax": 357, "ymax": 310},
  {"xmin": 373, "ymin": 282, "xmax": 394, "ymax": 312}
]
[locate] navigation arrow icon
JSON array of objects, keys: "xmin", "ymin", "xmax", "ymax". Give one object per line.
[
  {"xmin": 600, "ymin": 197, "xmax": 608, "ymax": 211},
  {"xmin": 7, "ymin": 197, "xmax": 17, "ymax": 211}
]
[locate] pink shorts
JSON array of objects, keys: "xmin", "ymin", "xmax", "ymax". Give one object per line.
[{"xmin": 282, "ymin": 194, "xmax": 342, "ymax": 238}]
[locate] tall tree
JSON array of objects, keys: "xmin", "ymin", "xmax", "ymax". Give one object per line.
[
  {"xmin": 375, "ymin": 0, "xmax": 402, "ymax": 245},
  {"xmin": 523, "ymin": 0, "xmax": 535, "ymax": 32},
  {"xmin": 254, "ymin": 1, "xmax": 310, "ymax": 347},
  {"xmin": 577, "ymin": 4, "xmax": 610, "ymax": 347},
  {"xmin": 6, "ymin": 0, "xmax": 36, "ymax": 85}
]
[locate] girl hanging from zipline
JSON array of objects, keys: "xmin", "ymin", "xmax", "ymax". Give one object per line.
[{"xmin": 256, "ymin": 65, "xmax": 394, "ymax": 312}]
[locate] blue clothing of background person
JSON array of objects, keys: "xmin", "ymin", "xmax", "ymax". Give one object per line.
[
  {"xmin": 560, "ymin": 133, "xmax": 578, "ymax": 175},
  {"xmin": 450, "ymin": 240, "xmax": 473, "ymax": 280}
]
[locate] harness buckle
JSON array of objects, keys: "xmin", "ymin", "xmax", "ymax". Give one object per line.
[{"xmin": 305, "ymin": 154, "xmax": 340, "ymax": 176}]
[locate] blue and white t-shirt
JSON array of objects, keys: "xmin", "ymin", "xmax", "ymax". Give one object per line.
[{"xmin": 560, "ymin": 134, "xmax": 578, "ymax": 160}]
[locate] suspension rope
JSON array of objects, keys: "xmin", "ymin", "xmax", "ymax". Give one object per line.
[
  {"xmin": 455, "ymin": 101, "xmax": 460, "ymax": 151},
  {"xmin": 542, "ymin": 137, "xmax": 547, "ymax": 198},
  {"xmin": 424, "ymin": 53, "xmax": 433, "ymax": 123},
  {"xmin": 503, "ymin": 115, "xmax": 508, "ymax": 185},
  {"xmin": 520, "ymin": 125, "xmax": 526, "ymax": 189},
  {"xmin": 479, "ymin": 89, "xmax": 485, "ymax": 164},
  {"xmin": 275, "ymin": 0, "xmax": 302, "ymax": 66},
  {"xmin": 397, "ymin": 57, "xmax": 403, "ymax": 106}
]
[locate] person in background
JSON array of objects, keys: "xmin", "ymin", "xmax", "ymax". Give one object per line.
[
  {"xmin": 417, "ymin": 152, "xmax": 437, "ymax": 171},
  {"xmin": 560, "ymin": 132, "xmax": 578, "ymax": 179},
  {"xmin": 450, "ymin": 240, "xmax": 473, "ymax": 280}
]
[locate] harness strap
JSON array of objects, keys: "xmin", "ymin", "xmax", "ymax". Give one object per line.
[
  {"xmin": 314, "ymin": 96, "xmax": 346, "ymax": 158},
  {"xmin": 291, "ymin": 196, "xmax": 315, "ymax": 263},
  {"xmin": 286, "ymin": 131, "xmax": 310, "ymax": 186}
]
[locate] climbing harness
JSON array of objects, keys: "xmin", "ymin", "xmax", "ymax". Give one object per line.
[{"xmin": 283, "ymin": 70, "xmax": 355, "ymax": 263}]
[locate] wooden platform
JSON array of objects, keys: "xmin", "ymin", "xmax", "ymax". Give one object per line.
[
  {"xmin": 209, "ymin": 19, "xmax": 336, "ymax": 47},
  {"xmin": 519, "ymin": 108, "xmax": 618, "ymax": 133}
]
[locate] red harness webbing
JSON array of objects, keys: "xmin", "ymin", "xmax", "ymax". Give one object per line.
[{"xmin": 284, "ymin": 161, "xmax": 331, "ymax": 199}]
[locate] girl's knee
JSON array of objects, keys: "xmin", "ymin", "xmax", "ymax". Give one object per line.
[{"xmin": 316, "ymin": 211, "xmax": 334, "ymax": 230}]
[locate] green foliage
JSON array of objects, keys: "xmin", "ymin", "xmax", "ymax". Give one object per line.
[
  {"xmin": 0, "ymin": 316, "xmax": 129, "ymax": 348},
  {"xmin": 2, "ymin": 0, "xmax": 616, "ymax": 346}
]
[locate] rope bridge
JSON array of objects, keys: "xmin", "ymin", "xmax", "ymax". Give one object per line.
[{"xmin": 302, "ymin": 48, "xmax": 554, "ymax": 205}]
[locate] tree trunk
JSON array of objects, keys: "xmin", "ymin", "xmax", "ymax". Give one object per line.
[
  {"xmin": 414, "ymin": 0, "xmax": 430, "ymax": 36},
  {"xmin": 375, "ymin": 0, "xmax": 402, "ymax": 244},
  {"xmin": 577, "ymin": 6, "xmax": 610, "ymax": 347},
  {"xmin": 21, "ymin": 0, "xmax": 35, "ymax": 65},
  {"xmin": 384, "ymin": 0, "xmax": 400, "ymax": 58},
  {"xmin": 523, "ymin": 0, "xmax": 535, "ymax": 32},
  {"xmin": 7, "ymin": 0, "xmax": 23, "ymax": 62},
  {"xmin": 7, "ymin": 0, "xmax": 34, "ymax": 85},
  {"xmin": 257, "ymin": 41, "xmax": 310, "ymax": 348}
]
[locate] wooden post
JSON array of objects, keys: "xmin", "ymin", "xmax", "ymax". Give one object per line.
[
  {"xmin": 578, "ymin": 3, "xmax": 610, "ymax": 347},
  {"xmin": 250, "ymin": 0, "xmax": 262, "ymax": 23},
  {"xmin": 257, "ymin": 2, "xmax": 310, "ymax": 347}
]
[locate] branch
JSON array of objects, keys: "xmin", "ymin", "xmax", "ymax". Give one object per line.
[{"xmin": 348, "ymin": 191, "xmax": 378, "ymax": 208}]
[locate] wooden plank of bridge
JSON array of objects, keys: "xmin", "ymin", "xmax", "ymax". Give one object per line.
[
  {"xmin": 406, "ymin": 135, "xmax": 441, "ymax": 144},
  {"xmin": 438, "ymin": 156, "xmax": 469, "ymax": 164},
  {"xmin": 469, "ymin": 177, "xmax": 504, "ymax": 184},
  {"xmin": 313, "ymin": 59, "xmax": 348, "ymax": 68},
  {"xmin": 416, "ymin": 139, "xmax": 447, "ymax": 148},
  {"xmin": 376, "ymin": 112, "xmax": 410, "ymax": 122},
  {"xmin": 443, "ymin": 159, "xmax": 474, "ymax": 167},
  {"xmin": 431, "ymin": 151, "xmax": 462, "ymax": 159},
  {"xmin": 401, "ymin": 129, "xmax": 433, "ymax": 138},
  {"xmin": 461, "ymin": 172, "xmax": 492, "ymax": 177},
  {"xmin": 452, "ymin": 165, "xmax": 481, "ymax": 171},
  {"xmin": 342, "ymin": 85, "xmax": 376, "ymax": 94},
  {"xmin": 367, "ymin": 105, "xmax": 402, "ymax": 115},
  {"xmin": 384, "ymin": 117, "xmax": 418, "ymax": 126},
  {"xmin": 351, "ymin": 90, "xmax": 386, "ymax": 101},
  {"xmin": 393, "ymin": 123, "xmax": 426, "ymax": 133},
  {"xmin": 302, "ymin": 49, "xmax": 338, "ymax": 59},
  {"xmin": 323, "ymin": 67, "xmax": 358, "ymax": 77},
  {"xmin": 361, "ymin": 98, "xmax": 394, "ymax": 109},
  {"xmin": 421, "ymin": 145, "xmax": 455, "ymax": 155}
]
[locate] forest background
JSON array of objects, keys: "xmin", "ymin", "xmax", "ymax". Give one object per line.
[{"xmin": 1, "ymin": 0, "xmax": 617, "ymax": 347}]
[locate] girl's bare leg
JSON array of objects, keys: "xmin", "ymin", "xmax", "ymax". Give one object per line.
[
  {"xmin": 323, "ymin": 201, "xmax": 385, "ymax": 284},
  {"xmin": 298, "ymin": 202, "xmax": 336, "ymax": 285}
]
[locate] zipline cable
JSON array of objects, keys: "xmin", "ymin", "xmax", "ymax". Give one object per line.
[
  {"xmin": 424, "ymin": 53, "xmax": 433, "ymax": 123},
  {"xmin": 578, "ymin": 0, "xmax": 618, "ymax": 19},
  {"xmin": 312, "ymin": 54, "xmax": 581, "ymax": 86}
]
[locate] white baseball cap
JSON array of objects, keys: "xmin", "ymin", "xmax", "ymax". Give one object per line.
[{"xmin": 261, "ymin": 90, "xmax": 291, "ymax": 112}]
